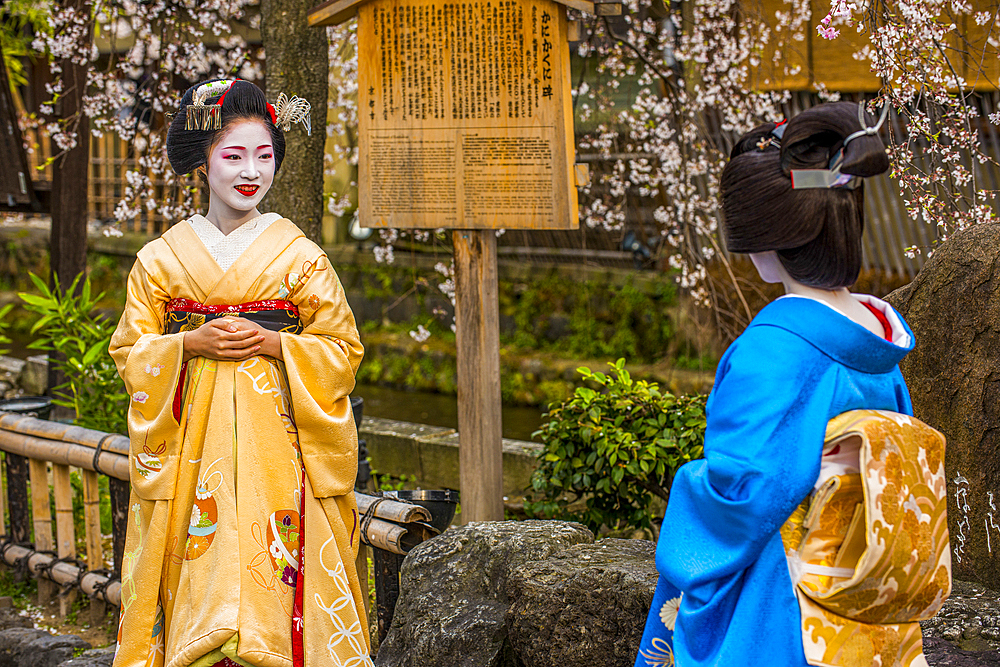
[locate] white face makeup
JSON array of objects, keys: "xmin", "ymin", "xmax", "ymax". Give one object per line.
[{"xmin": 205, "ymin": 119, "xmax": 275, "ymax": 233}]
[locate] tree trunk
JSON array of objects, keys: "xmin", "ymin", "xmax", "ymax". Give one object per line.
[
  {"xmin": 48, "ymin": 0, "xmax": 92, "ymax": 405},
  {"xmin": 259, "ymin": 0, "xmax": 330, "ymax": 244},
  {"xmin": 50, "ymin": 0, "xmax": 91, "ymax": 291}
]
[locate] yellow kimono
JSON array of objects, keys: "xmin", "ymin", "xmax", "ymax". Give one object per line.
[{"xmin": 109, "ymin": 218, "xmax": 372, "ymax": 667}]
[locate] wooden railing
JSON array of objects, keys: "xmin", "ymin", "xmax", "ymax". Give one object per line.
[{"xmin": 0, "ymin": 410, "xmax": 436, "ymax": 643}]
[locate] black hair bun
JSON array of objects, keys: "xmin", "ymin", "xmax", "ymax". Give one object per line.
[
  {"xmin": 166, "ymin": 79, "xmax": 286, "ymax": 177},
  {"xmin": 720, "ymin": 101, "xmax": 889, "ymax": 289}
]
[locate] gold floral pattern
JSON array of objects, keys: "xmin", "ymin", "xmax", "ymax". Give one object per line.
[
  {"xmin": 781, "ymin": 410, "xmax": 951, "ymax": 667},
  {"xmin": 638, "ymin": 637, "xmax": 675, "ymax": 667}
]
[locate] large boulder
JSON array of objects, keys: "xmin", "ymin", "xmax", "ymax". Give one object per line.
[
  {"xmin": 506, "ymin": 538, "xmax": 658, "ymax": 667},
  {"xmin": 57, "ymin": 647, "xmax": 116, "ymax": 667},
  {"xmin": 375, "ymin": 520, "xmax": 594, "ymax": 667},
  {"xmin": 0, "ymin": 628, "xmax": 90, "ymax": 667},
  {"xmin": 886, "ymin": 223, "xmax": 1000, "ymax": 587}
]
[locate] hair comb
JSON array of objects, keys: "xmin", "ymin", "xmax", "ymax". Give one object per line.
[{"xmin": 185, "ymin": 80, "xmax": 237, "ymax": 131}]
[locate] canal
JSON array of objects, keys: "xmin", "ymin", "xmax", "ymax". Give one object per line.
[
  {"xmin": 353, "ymin": 383, "xmax": 545, "ymax": 442},
  {"xmin": 3, "ymin": 336, "xmax": 546, "ymax": 442}
]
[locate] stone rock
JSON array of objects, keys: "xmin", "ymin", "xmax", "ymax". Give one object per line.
[
  {"xmin": 922, "ymin": 581, "xmax": 1000, "ymax": 653},
  {"xmin": 56, "ymin": 646, "xmax": 115, "ymax": 667},
  {"xmin": 0, "ymin": 608, "xmax": 31, "ymax": 632},
  {"xmin": 20, "ymin": 634, "xmax": 91, "ymax": 667},
  {"xmin": 0, "ymin": 357, "xmax": 26, "ymax": 377},
  {"xmin": 885, "ymin": 223, "xmax": 1000, "ymax": 587},
  {"xmin": 375, "ymin": 520, "xmax": 594, "ymax": 667},
  {"xmin": 505, "ymin": 538, "xmax": 658, "ymax": 667},
  {"xmin": 0, "ymin": 627, "xmax": 49, "ymax": 666},
  {"xmin": 924, "ymin": 636, "xmax": 1000, "ymax": 666},
  {"xmin": 19, "ymin": 355, "xmax": 48, "ymax": 397}
]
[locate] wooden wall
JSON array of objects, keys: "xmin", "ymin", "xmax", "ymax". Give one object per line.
[
  {"xmin": 23, "ymin": 128, "xmax": 204, "ymax": 236},
  {"xmin": 746, "ymin": 0, "xmax": 999, "ymax": 92}
]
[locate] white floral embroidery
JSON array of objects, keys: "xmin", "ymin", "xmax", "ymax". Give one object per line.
[
  {"xmin": 195, "ymin": 484, "xmax": 211, "ymax": 500},
  {"xmin": 132, "ymin": 391, "xmax": 149, "ymax": 404},
  {"xmin": 659, "ymin": 595, "xmax": 682, "ymax": 631},
  {"xmin": 143, "ymin": 363, "xmax": 163, "ymax": 377},
  {"xmin": 189, "ymin": 505, "xmax": 202, "ymax": 528},
  {"xmin": 269, "ymin": 540, "xmax": 283, "ymax": 561}
]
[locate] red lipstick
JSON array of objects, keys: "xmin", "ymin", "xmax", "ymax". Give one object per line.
[{"xmin": 235, "ymin": 184, "xmax": 259, "ymax": 197}]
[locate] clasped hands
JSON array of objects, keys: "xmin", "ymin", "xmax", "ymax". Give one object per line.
[{"xmin": 182, "ymin": 317, "xmax": 283, "ymax": 362}]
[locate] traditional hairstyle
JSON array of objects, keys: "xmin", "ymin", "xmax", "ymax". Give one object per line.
[
  {"xmin": 720, "ymin": 101, "xmax": 890, "ymax": 288},
  {"xmin": 166, "ymin": 79, "xmax": 287, "ymax": 178}
]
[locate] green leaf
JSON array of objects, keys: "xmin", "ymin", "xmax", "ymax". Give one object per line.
[{"xmin": 19, "ymin": 293, "xmax": 56, "ymax": 308}]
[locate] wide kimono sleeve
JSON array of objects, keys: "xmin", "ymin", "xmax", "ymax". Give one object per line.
[
  {"xmin": 656, "ymin": 326, "xmax": 841, "ymax": 596},
  {"xmin": 109, "ymin": 255, "xmax": 186, "ymax": 500},
  {"xmin": 280, "ymin": 252, "xmax": 364, "ymax": 499},
  {"xmin": 636, "ymin": 325, "xmax": 847, "ymax": 667}
]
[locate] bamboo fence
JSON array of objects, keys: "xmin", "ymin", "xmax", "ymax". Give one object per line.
[{"xmin": 0, "ymin": 410, "xmax": 436, "ymax": 640}]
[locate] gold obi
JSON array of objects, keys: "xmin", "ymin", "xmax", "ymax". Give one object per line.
[{"xmin": 779, "ymin": 410, "xmax": 951, "ymax": 667}]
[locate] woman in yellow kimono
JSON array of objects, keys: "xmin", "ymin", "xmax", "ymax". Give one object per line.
[{"xmin": 110, "ymin": 79, "xmax": 373, "ymax": 667}]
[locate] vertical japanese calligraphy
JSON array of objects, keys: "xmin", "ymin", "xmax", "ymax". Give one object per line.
[{"xmin": 357, "ymin": 0, "xmax": 578, "ymax": 230}]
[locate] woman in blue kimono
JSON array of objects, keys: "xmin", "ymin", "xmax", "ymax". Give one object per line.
[{"xmin": 635, "ymin": 102, "xmax": 913, "ymax": 667}]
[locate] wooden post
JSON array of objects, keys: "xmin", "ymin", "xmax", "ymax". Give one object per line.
[
  {"xmin": 372, "ymin": 548, "xmax": 404, "ymax": 643},
  {"xmin": 6, "ymin": 454, "xmax": 29, "ymax": 544},
  {"xmin": 453, "ymin": 230, "xmax": 504, "ymax": 523},
  {"xmin": 49, "ymin": 0, "xmax": 90, "ymax": 290},
  {"xmin": 0, "ymin": 455, "xmax": 6, "ymax": 539},
  {"xmin": 82, "ymin": 469, "xmax": 106, "ymax": 624},
  {"xmin": 52, "ymin": 464, "xmax": 76, "ymax": 617},
  {"xmin": 29, "ymin": 458, "xmax": 57, "ymax": 605},
  {"xmin": 109, "ymin": 476, "xmax": 129, "ymax": 578}
]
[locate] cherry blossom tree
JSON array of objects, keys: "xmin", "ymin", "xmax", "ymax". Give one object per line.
[
  {"xmin": 8, "ymin": 0, "xmax": 999, "ymax": 340},
  {"xmin": 18, "ymin": 0, "xmax": 263, "ymax": 231}
]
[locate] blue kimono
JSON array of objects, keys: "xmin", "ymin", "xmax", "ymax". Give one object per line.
[{"xmin": 635, "ymin": 295, "xmax": 914, "ymax": 667}]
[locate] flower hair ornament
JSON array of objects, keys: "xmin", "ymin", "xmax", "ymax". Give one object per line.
[
  {"xmin": 268, "ymin": 93, "xmax": 312, "ymax": 136},
  {"xmin": 185, "ymin": 79, "xmax": 236, "ymax": 131},
  {"xmin": 790, "ymin": 99, "xmax": 890, "ymax": 190}
]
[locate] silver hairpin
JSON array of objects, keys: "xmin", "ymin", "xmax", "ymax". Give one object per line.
[{"xmin": 843, "ymin": 99, "xmax": 890, "ymax": 147}]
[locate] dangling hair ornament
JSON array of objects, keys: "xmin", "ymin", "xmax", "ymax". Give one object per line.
[
  {"xmin": 790, "ymin": 98, "xmax": 889, "ymax": 190},
  {"xmin": 271, "ymin": 93, "xmax": 312, "ymax": 136},
  {"xmin": 758, "ymin": 118, "xmax": 787, "ymax": 151},
  {"xmin": 185, "ymin": 79, "xmax": 237, "ymax": 131}
]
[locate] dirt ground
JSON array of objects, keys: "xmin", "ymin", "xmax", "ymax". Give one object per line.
[{"xmin": 18, "ymin": 593, "xmax": 116, "ymax": 649}]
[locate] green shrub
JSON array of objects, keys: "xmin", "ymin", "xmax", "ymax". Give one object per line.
[
  {"xmin": 0, "ymin": 303, "xmax": 11, "ymax": 356},
  {"xmin": 526, "ymin": 358, "xmax": 707, "ymax": 533},
  {"xmin": 19, "ymin": 272, "xmax": 128, "ymax": 434}
]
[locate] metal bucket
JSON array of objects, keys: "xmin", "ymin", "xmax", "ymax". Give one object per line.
[
  {"xmin": 0, "ymin": 396, "xmax": 53, "ymax": 421},
  {"xmin": 385, "ymin": 489, "xmax": 460, "ymax": 534}
]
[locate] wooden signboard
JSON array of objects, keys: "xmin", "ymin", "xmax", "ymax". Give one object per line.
[
  {"xmin": 355, "ymin": 0, "xmax": 579, "ymax": 230},
  {"xmin": 310, "ymin": 0, "xmax": 591, "ymax": 523}
]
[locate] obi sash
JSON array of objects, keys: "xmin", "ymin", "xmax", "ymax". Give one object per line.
[
  {"xmin": 164, "ymin": 298, "xmax": 303, "ymax": 422},
  {"xmin": 164, "ymin": 298, "xmax": 303, "ymax": 335},
  {"xmin": 780, "ymin": 410, "xmax": 951, "ymax": 667}
]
